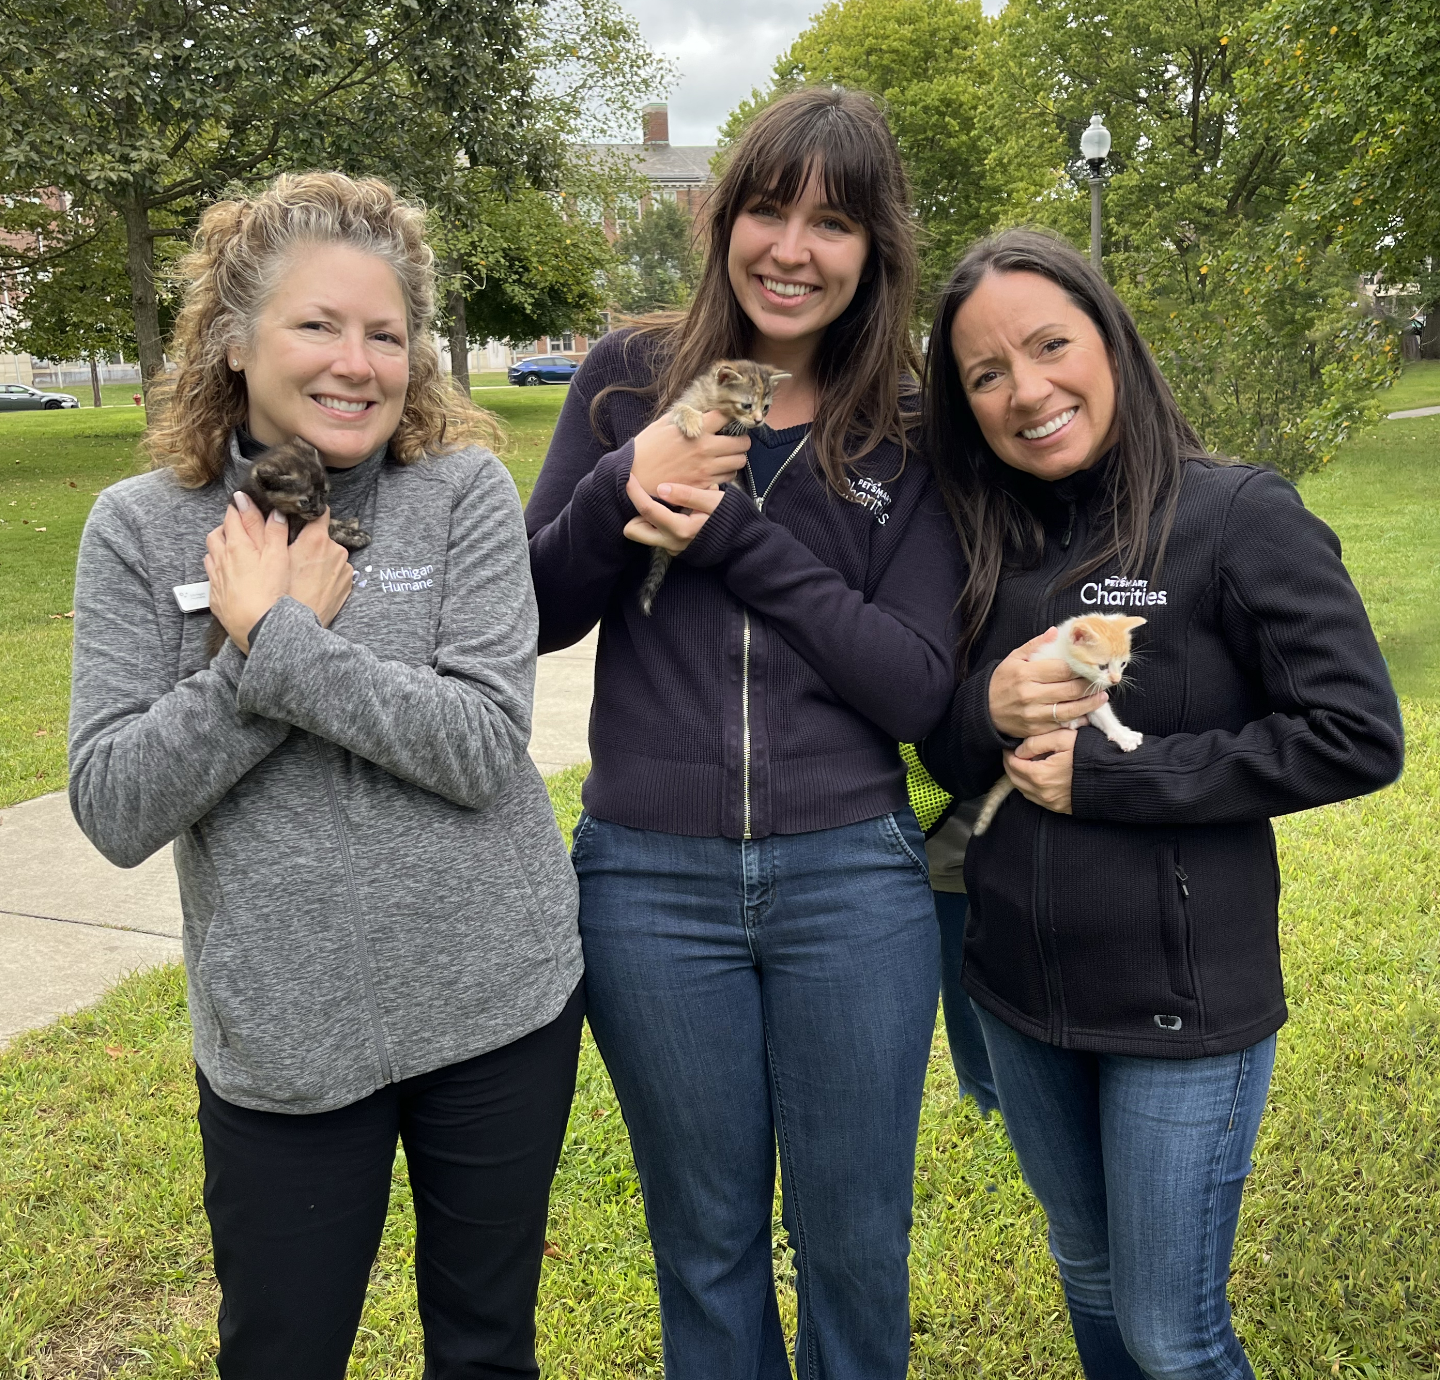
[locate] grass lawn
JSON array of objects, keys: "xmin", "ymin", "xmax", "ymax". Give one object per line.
[{"xmin": 1, "ymin": 375, "xmax": 1437, "ymax": 1376}]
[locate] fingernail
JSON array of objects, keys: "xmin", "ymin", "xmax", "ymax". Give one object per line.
[
  {"xmin": 233, "ymin": 492, "xmax": 252, "ymax": 512},
  {"xmin": 658, "ymin": 484, "xmax": 672, "ymax": 497},
  {"xmin": 269, "ymin": 509, "xmax": 285, "ymax": 524}
]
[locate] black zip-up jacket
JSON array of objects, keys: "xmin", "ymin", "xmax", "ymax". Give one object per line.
[
  {"xmin": 526, "ymin": 329, "xmax": 965, "ymax": 839},
  {"xmin": 920, "ymin": 456, "xmax": 1403, "ymax": 1058}
]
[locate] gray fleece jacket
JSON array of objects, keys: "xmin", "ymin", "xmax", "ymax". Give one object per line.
[{"xmin": 68, "ymin": 437, "xmax": 581, "ymax": 1114}]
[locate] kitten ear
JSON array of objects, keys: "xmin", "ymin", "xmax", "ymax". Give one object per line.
[
  {"xmin": 1069, "ymin": 622, "xmax": 1097, "ymax": 643},
  {"xmin": 291, "ymin": 438, "xmax": 321, "ymax": 461},
  {"xmin": 714, "ymin": 365, "xmax": 741, "ymax": 384},
  {"xmin": 1118, "ymin": 617, "xmax": 1147, "ymax": 631},
  {"xmin": 769, "ymin": 371, "xmax": 792, "ymax": 383}
]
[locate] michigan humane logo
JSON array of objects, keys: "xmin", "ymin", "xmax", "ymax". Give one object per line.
[{"xmin": 354, "ymin": 562, "xmax": 436, "ymax": 593}]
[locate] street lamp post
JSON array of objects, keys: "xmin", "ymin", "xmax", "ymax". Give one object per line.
[{"xmin": 1080, "ymin": 114, "xmax": 1112, "ymax": 273}]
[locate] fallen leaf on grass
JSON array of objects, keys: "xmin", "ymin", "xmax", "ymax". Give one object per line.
[
  {"xmin": 48, "ymin": 610, "xmax": 74, "ymax": 619},
  {"xmin": 33, "ymin": 526, "xmax": 46, "ymax": 531},
  {"xmin": 543, "ymin": 1240, "xmax": 566, "ymax": 1259},
  {"xmin": 104, "ymin": 1046, "xmax": 127, "ymax": 1059},
  {"xmin": 33, "ymin": 771, "xmax": 46, "ymax": 781},
  {"xmin": 67, "ymin": 480, "xmax": 77, "ymax": 488},
  {"xmin": 34, "ymin": 729, "xmax": 48, "ymax": 737}
]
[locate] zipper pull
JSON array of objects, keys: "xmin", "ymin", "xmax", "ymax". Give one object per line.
[
  {"xmin": 1061, "ymin": 501, "xmax": 1076, "ymax": 548},
  {"xmin": 1175, "ymin": 865, "xmax": 1190, "ymax": 898}
]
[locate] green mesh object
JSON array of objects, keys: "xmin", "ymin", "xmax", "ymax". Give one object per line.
[{"xmin": 899, "ymin": 742, "xmax": 953, "ymax": 833}]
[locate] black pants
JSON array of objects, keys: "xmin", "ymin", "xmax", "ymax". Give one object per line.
[{"xmin": 196, "ymin": 982, "xmax": 584, "ymax": 1380}]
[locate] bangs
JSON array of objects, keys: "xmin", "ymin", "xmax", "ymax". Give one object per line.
[{"xmin": 733, "ymin": 105, "xmax": 890, "ymax": 225}]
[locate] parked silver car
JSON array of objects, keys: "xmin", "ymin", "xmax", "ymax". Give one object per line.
[{"xmin": 0, "ymin": 383, "xmax": 80, "ymax": 411}]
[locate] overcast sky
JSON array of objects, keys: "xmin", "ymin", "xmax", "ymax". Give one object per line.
[{"xmin": 621, "ymin": 0, "xmax": 1007, "ymax": 146}]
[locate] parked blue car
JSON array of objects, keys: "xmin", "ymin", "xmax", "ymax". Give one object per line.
[{"xmin": 508, "ymin": 355, "xmax": 579, "ymax": 386}]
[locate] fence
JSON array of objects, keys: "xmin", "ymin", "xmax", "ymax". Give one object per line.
[{"xmin": 29, "ymin": 361, "xmax": 144, "ymax": 388}]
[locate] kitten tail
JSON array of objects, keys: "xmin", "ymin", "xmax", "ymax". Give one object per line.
[
  {"xmin": 638, "ymin": 548, "xmax": 673, "ymax": 617},
  {"xmin": 203, "ymin": 615, "xmax": 228, "ymax": 664},
  {"xmin": 970, "ymin": 776, "xmax": 1015, "ymax": 838}
]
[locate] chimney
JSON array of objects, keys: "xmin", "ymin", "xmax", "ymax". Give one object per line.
[{"xmin": 642, "ymin": 102, "xmax": 670, "ymax": 147}]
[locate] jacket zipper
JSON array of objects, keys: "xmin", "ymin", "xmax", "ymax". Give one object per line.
[
  {"xmin": 1036, "ymin": 500, "xmax": 1089, "ymax": 1042},
  {"xmin": 739, "ymin": 432, "xmax": 809, "ymax": 839},
  {"xmin": 316, "ymin": 739, "xmax": 394, "ymax": 1082}
]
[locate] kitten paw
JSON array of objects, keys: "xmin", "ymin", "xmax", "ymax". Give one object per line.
[
  {"xmin": 1111, "ymin": 727, "xmax": 1144, "ymax": 752},
  {"xmin": 671, "ymin": 405, "xmax": 704, "ymax": 439},
  {"xmin": 328, "ymin": 517, "xmax": 371, "ymax": 552}
]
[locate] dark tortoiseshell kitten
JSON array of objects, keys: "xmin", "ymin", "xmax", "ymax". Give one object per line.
[
  {"xmin": 637, "ymin": 360, "xmax": 790, "ymax": 616},
  {"xmin": 204, "ymin": 436, "xmax": 371, "ymax": 659}
]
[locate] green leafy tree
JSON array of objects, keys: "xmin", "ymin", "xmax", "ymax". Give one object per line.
[
  {"xmin": 427, "ymin": 0, "xmax": 671, "ymax": 389},
  {"xmin": 610, "ymin": 198, "xmax": 699, "ymax": 314},
  {"xmin": 981, "ymin": 0, "xmax": 1398, "ymax": 476},
  {"xmin": 1244, "ymin": 0, "xmax": 1440, "ymax": 287},
  {"xmin": 0, "ymin": 213, "xmax": 142, "ymax": 406},
  {"xmin": 719, "ymin": 0, "xmax": 995, "ymax": 295},
  {"xmin": 0, "ymin": 0, "xmax": 553, "ymax": 395}
]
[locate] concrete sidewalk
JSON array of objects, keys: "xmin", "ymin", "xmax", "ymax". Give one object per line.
[{"xmin": 0, "ymin": 627, "xmax": 596, "ymax": 1049}]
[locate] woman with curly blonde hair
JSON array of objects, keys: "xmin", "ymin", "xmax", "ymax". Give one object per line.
[{"xmin": 69, "ymin": 171, "xmax": 583, "ymax": 1379}]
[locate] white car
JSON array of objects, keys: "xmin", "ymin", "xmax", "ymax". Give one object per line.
[{"xmin": 0, "ymin": 382, "xmax": 80, "ymax": 411}]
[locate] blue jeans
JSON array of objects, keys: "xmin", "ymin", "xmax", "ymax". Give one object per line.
[
  {"xmin": 975, "ymin": 1007, "xmax": 1275, "ymax": 1380},
  {"xmin": 932, "ymin": 891, "xmax": 1000, "ymax": 1116},
  {"xmin": 572, "ymin": 811, "xmax": 941, "ymax": 1380}
]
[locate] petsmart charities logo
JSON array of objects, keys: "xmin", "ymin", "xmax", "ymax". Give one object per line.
[
  {"xmin": 376, "ymin": 563, "xmax": 435, "ymax": 593},
  {"xmin": 846, "ymin": 475, "xmax": 894, "ymax": 525},
  {"xmin": 1081, "ymin": 575, "xmax": 1168, "ymax": 608}
]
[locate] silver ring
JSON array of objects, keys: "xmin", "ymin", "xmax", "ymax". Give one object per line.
[{"xmin": 1052, "ymin": 702, "xmax": 1060, "ymax": 723}]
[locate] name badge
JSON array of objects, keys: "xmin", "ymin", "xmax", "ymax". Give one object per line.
[{"xmin": 173, "ymin": 580, "xmax": 211, "ymax": 613}]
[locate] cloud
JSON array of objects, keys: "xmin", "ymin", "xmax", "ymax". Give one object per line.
[{"xmin": 619, "ymin": 0, "xmax": 1006, "ymax": 145}]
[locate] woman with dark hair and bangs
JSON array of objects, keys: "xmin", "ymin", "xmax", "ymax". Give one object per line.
[
  {"xmin": 919, "ymin": 228, "xmax": 1402, "ymax": 1379},
  {"xmin": 527, "ymin": 87, "xmax": 963, "ymax": 1377}
]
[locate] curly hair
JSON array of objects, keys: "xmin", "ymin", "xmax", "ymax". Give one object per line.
[{"xmin": 145, "ymin": 171, "xmax": 496, "ymax": 486}]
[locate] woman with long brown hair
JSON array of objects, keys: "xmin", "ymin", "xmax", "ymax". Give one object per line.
[
  {"xmin": 919, "ymin": 228, "xmax": 1401, "ymax": 1378},
  {"xmin": 526, "ymin": 88, "xmax": 963, "ymax": 1377}
]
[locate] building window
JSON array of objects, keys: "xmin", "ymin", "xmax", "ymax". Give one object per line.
[{"xmin": 561, "ymin": 333, "xmax": 575, "ymax": 352}]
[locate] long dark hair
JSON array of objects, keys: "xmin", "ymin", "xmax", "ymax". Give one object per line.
[
  {"xmin": 595, "ymin": 86, "xmax": 920, "ymax": 492},
  {"xmin": 924, "ymin": 228, "xmax": 1213, "ymax": 670}
]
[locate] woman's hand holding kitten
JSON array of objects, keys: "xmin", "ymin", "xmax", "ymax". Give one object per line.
[
  {"xmin": 988, "ymin": 627, "xmax": 1109, "ymax": 738},
  {"xmin": 205, "ymin": 494, "xmax": 291, "ymax": 654},
  {"xmin": 623, "ymin": 480, "xmax": 727, "ymax": 553},
  {"xmin": 286, "ymin": 510, "xmax": 354, "ymax": 628},
  {"xmin": 1005, "ymin": 727, "xmax": 1078, "ymax": 815},
  {"xmin": 630, "ymin": 409, "xmax": 751, "ymax": 497},
  {"xmin": 206, "ymin": 491, "xmax": 352, "ymax": 653}
]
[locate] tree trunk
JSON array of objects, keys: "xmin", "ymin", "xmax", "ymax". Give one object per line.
[
  {"xmin": 447, "ymin": 287, "xmax": 471, "ymax": 395},
  {"xmin": 90, "ymin": 356, "xmax": 103, "ymax": 408},
  {"xmin": 118, "ymin": 191, "xmax": 164, "ymax": 398},
  {"xmin": 1421, "ymin": 300, "xmax": 1440, "ymax": 361}
]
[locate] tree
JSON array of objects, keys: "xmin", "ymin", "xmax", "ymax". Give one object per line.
[
  {"xmin": 0, "ymin": 0, "xmax": 553, "ymax": 396},
  {"xmin": 610, "ymin": 198, "xmax": 699, "ymax": 314},
  {"xmin": 426, "ymin": 0, "xmax": 671, "ymax": 390},
  {"xmin": 1244, "ymin": 0, "xmax": 1440, "ymax": 288},
  {"xmin": 719, "ymin": 0, "xmax": 995, "ymax": 296},
  {"xmin": 0, "ymin": 212, "xmax": 142, "ymax": 406},
  {"xmin": 977, "ymin": 0, "xmax": 1398, "ymax": 477}
]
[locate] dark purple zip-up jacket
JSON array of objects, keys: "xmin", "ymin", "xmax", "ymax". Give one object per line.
[{"xmin": 525, "ymin": 329, "xmax": 965, "ymax": 839}]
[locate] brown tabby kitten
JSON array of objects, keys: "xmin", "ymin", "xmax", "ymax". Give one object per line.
[
  {"xmin": 971, "ymin": 613, "xmax": 1146, "ymax": 837},
  {"xmin": 204, "ymin": 436, "xmax": 371, "ymax": 659},
  {"xmin": 637, "ymin": 360, "xmax": 790, "ymax": 616}
]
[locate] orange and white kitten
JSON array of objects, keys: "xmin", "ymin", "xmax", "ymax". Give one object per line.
[
  {"xmin": 637, "ymin": 360, "xmax": 790, "ymax": 616},
  {"xmin": 971, "ymin": 613, "xmax": 1146, "ymax": 837}
]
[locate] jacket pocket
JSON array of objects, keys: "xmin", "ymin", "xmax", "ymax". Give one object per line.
[{"xmin": 1158, "ymin": 840, "xmax": 1197, "ymax": 1002}]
